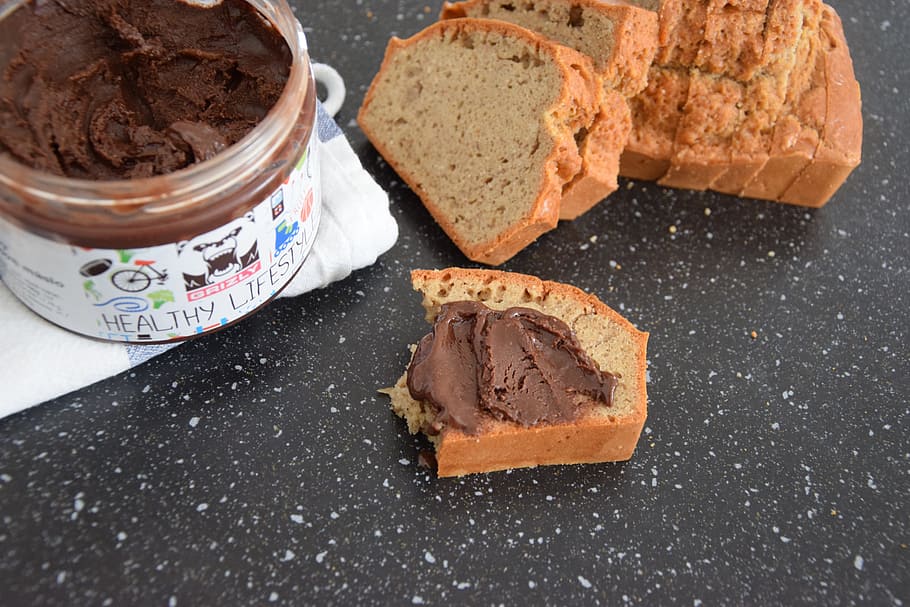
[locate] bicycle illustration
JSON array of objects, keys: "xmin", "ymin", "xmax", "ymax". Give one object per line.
[{"xmin": 110, "ymin": 260, "xmax": 169, "ymax": 293}]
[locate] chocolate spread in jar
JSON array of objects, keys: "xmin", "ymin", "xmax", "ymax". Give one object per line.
[
  {"xmin": 406, "ymin": 301, "xmax": 618, "ymax": 435},
  {"xmin": 0, "ymin": 0, "xmax": 291, "ymax": 180}
]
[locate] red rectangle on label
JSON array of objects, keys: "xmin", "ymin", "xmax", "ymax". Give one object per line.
[{"xmin": 186, "ymin": 260, "xmax": 262, "ymax": 302}]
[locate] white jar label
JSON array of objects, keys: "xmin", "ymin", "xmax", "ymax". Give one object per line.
[{"xmin": 0, "ymin": 136, "xmax": 320, "ymax": 343}]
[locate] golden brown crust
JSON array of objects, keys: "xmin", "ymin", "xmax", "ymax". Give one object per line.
[
  {"xmin": 778, "ymin": 5, "xmax": 862, "ymax": 207},
  {"xmin": 400, "ymin": 268, "xmax": 649, "ymax": 477},
  {"xmin": 621, "ymin": 1, "xmax": 859, "ymax": 207},
  {"xmin": 560, "ymin": 90, "xmax": 631, "ymax": 220},
  {"xmin": 620, "ymin": 65, "xmax": 689, "ymax": 181}
]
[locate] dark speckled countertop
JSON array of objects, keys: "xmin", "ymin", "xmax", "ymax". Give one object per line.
[{"xmin": 1, "ymin": 1, "xmax": 908, "ymax": 605}]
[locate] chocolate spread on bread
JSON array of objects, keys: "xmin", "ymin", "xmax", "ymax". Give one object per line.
[
  {"xmin": 406, "ymin": 300, "xmax": 618, "ymax": 435},
  {"xmin": 0, "ymin": 0, "xmax": 291, "ymax": 180}
]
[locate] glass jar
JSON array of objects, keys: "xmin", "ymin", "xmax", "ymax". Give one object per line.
[{"xmin": 0, "ymin": 0, "xmax": 322, "ymax": 343}]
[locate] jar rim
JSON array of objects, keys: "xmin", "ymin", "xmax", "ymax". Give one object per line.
[{"xmin": 0, "ymin": 0, "xmax": 310, "ymax": 212}]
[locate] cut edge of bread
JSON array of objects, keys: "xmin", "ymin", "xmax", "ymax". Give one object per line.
[
  {"xmin": 357, "ymin": 18, "xmax": 605, "ymax": 266},
  {"xmin": 387, "ymin": 267, "xmax": 649, "ymax": 477}
]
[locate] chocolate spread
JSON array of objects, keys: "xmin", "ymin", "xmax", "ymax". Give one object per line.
[
  {"xmin": 0, "ymin": 0, "xmax": 291, "ymax": 180},
  {"xmin": 407, "ymin": 301, "xmax": 618, "ymax": 435}
]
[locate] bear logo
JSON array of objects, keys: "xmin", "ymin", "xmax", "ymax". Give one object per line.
[{"xmin": 178, "ymin": 213, "xmax": 259, "ymax": 291}]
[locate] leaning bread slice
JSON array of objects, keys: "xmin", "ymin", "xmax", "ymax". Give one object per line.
[
  {"xmin": 441, "ymin": 0, "xmax": 659, "ymax": 97},
  {"xmin": 358, "ymin": 19, "xmax": 602, "ymax": 265},
  {"xmin": 440, "ymin": 0, "xmax": 656, "ymax": 218},
  {"xmin": 385, "ymin": 268, "xmax": 649, "ymax": 477}
]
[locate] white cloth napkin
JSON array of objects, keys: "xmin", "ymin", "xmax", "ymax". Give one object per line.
[{"xmin": 0, "ymin": 103, "xmax": 397, "ymax": 417}]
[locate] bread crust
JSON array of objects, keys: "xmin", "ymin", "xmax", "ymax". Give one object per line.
[
  {"xmin": 392, "ymin": 268, "xmax": 649, "ymax": 477},
  {"xmin": 440, "ymin": 0, "xmax": 657, "ymax": 218},
  {"xmin": 778, "ymin": 5, "xmax": 862, "ymax": 207},
  {"xmin": 358, "ymin": 19, "xmax": 603, "ymax": 265},
  {"xmin": 620, "ymin": 65, "xmax": 689, "ymax": 181},
  {"xmin": 559, "ymin": 89, "xmax": 630, "ymax": 219}
]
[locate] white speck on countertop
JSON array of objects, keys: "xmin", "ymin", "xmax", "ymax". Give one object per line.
[
  {"xmin": 196, "ymin": 503, "xmax": 208, "ymax": 512},
  {"xmin": 281, "ymin": 549, "xmax": 295, "ymax": 562},
  {"xmin": 315, "ymin": 551, "xmax": 327, "ymax": 564},
  {"xmin": 578, "ymin": 575, "xmax": 593, "ymax": 589},
  {"xmin": 290, "ymin": 514, "xmax": 303, "ymax": 524},
  {"xmin": 188, "ymin": 416, "xmax": 199, "ymax": 428},
  {"xmin": 424, "ymin": 551, "xmax": 436, "ymax": 564},
  {"xmin": 854, "ymin": 555, "xmax": 864, "ymax": 571}
]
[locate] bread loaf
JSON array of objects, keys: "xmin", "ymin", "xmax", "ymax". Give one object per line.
[
  {"xmin": 358, "ymin": 19, "xmax": 604, "ymax": 264},
  {"xmin": 385, "ymin": 268, "xmax": 649, "ymax": 477},
  {"xmin": 621, "ymin": 0, "xmax": 861, "ymax": 207}
]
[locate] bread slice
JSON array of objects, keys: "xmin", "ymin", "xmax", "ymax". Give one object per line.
[
  {"xmin": 558, "ymin": 88, "xmax": 630, "ymax": 219},
  {"xmin": 385, "ymin": 268, "xmax": 649, "ymax": 477},
  {"xmin": 740, "ymin": 18, "xmax": 827, "ymax": 200},
  {"xmin": 659, "ymin": 71, "xmax": 746, "ymax": 190},
  {"xmin": 441, "ymin": 0, "xmax": 659, "ymax": 97},
  {"xmin": 358, "ymin": 19, "xmax": 603, "ymax": 265},
  {"xmin": 620, "ymin": 65, "xmax": 690, "ymax": 181},
  {"xmin": 695, "ymin": 0, "xmax": 769, "ymax": 81},
  {"xmin": 440, "ymin": 0, "xmax": 659, "ymax": 218},
  {"xmin": 777, "ymin": 5, "xmax": 862, "ymax": 207}
]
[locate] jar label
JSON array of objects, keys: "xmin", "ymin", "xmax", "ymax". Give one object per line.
[{"xmin": 0, "ymin": 137, "xmax": 320, "ymax": 343}]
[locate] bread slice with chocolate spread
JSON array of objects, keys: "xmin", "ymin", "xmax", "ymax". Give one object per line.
[{"xmin": 384, "ymin": 268, "xmax": 649, "ymax": 477}]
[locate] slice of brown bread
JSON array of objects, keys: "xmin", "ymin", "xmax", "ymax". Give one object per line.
[
  {"xmin": 358, "ymin": 19, "xmax": 603, "ymax": 265},
  {"xmin": 385, "ymin": 268, "xmax": 649, "ymax": 477},
  {"xmin": 740, "ymin": 19, "xmax": 827, "ymax": 200},
  {"xmin": 442, "ymin": 0, "xmax": 659, "ymax": 97},
  {"xmin": 695, "ymin": 0, "xmax": 769, "ymax": 81},
  {"xmin": 440, "ymin": 0, "xmax": 659, "ymax": 219},
  {"xmin": 659, "ymin": 71, "xmax": 746, "ymax": 190}
]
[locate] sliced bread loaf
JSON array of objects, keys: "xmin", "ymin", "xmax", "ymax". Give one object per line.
[
  {"xmin": 358, "ymin": 19, "xmax": 603, "ymax": 264},
  {"xmin": 385, "ymin": 268, "xmax": 649, "ymax": 477},
  {"xmin": 621, "ymin": 0, "xmax": 859, "ymax": 206}
]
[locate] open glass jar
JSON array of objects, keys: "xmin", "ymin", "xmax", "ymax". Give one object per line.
[{"xmin": 0, "ymin": 0, "xmax": 322, "ymax": 343}]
